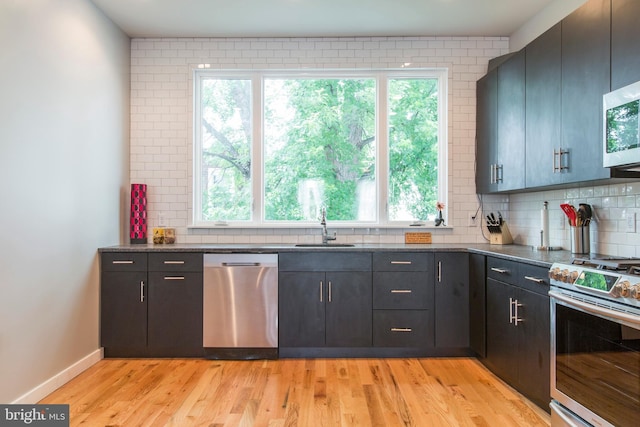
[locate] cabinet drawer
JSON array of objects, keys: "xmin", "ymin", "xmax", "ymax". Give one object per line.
[
  {"xmin": 373, "ymin": 272, "xmax": 430, "ymax": 309},
  {"xmin": 279, "ymin": 252, "xmax": 371, "ymax": 272},
  {"xmin": 486, "ymin": 257, "xmax": 519, "ymax": 284},
  {"xmin": 518, "ymin": 263, "xmax": 550, "ymax": 296},
  {"xmin": 101, "ymin": 253, "xmax": 147, "ymax": 272},
  {"xmin": 149, "ymin": 253, "xmax": 203, "ymax": 272},
  {"xmin": 373, "ymin": 310, "xmax": 431, "ymax": 347},
  {"xmin": 373, "ymin": 252, "xmax": 432, "ymax": 272}
]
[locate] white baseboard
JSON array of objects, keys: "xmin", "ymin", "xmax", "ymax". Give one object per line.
[{"xmin": 12, "ymin": 348, "xmax": 103, "ymax": 404}]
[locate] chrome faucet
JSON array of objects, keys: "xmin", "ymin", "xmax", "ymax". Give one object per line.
[{"xmin": 320, "ymin": 207, "xmax": 337, "ymax": 244}]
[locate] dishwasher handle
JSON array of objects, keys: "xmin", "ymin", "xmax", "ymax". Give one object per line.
[{"xmin": 221, "ymin": 262, "xmax": 261, "ymax": 267}]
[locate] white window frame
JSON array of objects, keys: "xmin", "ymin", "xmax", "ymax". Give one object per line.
[{"xmin": 192, "ymin": 68, "xmax": 448, "ymax": 228}]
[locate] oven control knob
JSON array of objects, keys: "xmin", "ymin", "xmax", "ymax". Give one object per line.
[
  {"xmin": 613, "ymin": 280, "xmax": 631, "ymax": 298},
  {"xmin": 560, "ymin": 269, "xmax": 570, "ymax": 283},
  {"xmin": 548, "ymin": 267, "xmax": 560, "ymax": 281},
  {"xmin": 630, "ymin": 284, "xmax": 640, "ymax": 300}
]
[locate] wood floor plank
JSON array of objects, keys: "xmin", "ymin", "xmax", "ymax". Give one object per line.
[{"xmin": 40, "ymin": 357, "xmax": 550, "ymax": 427}]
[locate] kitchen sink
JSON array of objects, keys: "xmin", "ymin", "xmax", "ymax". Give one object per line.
[{"xmin": 294, "ymin": 243, "xmax": 355, "ymax": 247}]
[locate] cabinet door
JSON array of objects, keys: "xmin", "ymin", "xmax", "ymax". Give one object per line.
[
  {"xmin": 100, "ymin": 271, "xmax": 147, "ymax": 348},
  {"xmin": 469, "ymin": 253, "xmax": 486, "ymax": 357},
  {"xmin": 611, "ymin": 0, "xmax": 640, "ymax": 90},
  {"xmin": 561, "ymin": 0, "xmax": 611, "ymax": 183},
  {"xmin": 497, "ymin": 50, "xmax": 526, "ymax": 191},
  {"xmin": 476, "ymin": 70, "xmax": 498, "ymax": 194},
  {"xmin": 147, "ymin": 272, "xmax": 203, "ymax": 349},
  {"xmin": 525, "ymin": 23, "xmax": 562, "ymax": 188},
  {"xmin": 517, "ymin": 288, "xmax": 550, "ymax": 410},
  {"xmin": 485, "ymin": 278, "xmax": 518, "ymax": 385},
  {"xmin": 279, "ymin": 271, "xmax": 326, "ymax": 347},
  {"xmin": 434, "ymin": 253, "xmax": 469, "ymax": 348},
  {"xmin": 325, "ymin": 271, "xmax": 372, "ymax": 347}
]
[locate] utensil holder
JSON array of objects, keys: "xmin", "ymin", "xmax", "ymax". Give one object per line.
[{"xmin": 570, "ymin": 225, "xmax": 590, "ymax": 254}]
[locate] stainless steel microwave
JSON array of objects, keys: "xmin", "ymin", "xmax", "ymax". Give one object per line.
[{"xmin": 603, "ymin": 80, "xmax": 640, "ymax": 171}]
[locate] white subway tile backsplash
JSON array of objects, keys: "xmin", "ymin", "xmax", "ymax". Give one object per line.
[{"xmin": 131, "ymin": 35, "xmax": 507, "ymax": 244}]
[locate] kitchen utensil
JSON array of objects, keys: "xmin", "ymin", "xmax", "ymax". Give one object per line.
[
  {"xmin": 560, "ymin": 203, "xmax": 577, "ymax": 226},
  {"xmin": 579, "ymin": 203, "xmax": 593, "ymax": 226}
]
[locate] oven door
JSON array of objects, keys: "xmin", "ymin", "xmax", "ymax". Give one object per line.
[{"xmin": 550, "ymin": 289, "xmax": 640, "ymax": 427}]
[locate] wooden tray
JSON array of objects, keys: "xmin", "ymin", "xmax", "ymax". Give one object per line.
[{"xmin": 404, "ymin": 232, "xmax": 432, "ymax": 244}]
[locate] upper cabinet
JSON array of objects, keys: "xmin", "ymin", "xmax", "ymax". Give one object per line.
[
  {"xmin": 611, "ymin": 0, "xmax": 640, "ymax": 90},
  {"xmin": 477, "ymin": 0, "xmax": 640, "ymax": 194},
  {"xmin": 525, "ymin": 24, "xmax": 562, "ymax": 188},
  {"xmin": 476, "ymin": 51, "xmax": 525, "ymax": 193},
  {"xmin": 560, "ymin": 0, "xmax": 611, "ymax": 183}
]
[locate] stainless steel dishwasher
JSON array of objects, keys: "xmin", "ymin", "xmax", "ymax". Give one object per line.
[{"xmin": 203, "ymin": 253, "xmax": 278, "ymax": 359}]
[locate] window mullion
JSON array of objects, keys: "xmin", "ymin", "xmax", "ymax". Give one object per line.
[
  {"xmin": 253, "ymin": 74, "xmax": 263, "ymax": 225},
  {"xmin": 377, "ymin": 74, "xmax": 389, "ymax": 224}
]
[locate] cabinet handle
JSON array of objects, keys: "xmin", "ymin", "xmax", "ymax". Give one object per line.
[
  {"xmin": 391, "ymin": 328, "xmax": 412, "ymax": 332},
  {"xmin": 553, "ymin": 148, "xmax": 569, "ymax": 173},
  {"xmin": 509, "ymin": 298, "xmax": 523, "ymax": 325},
  {"xmin": 391, "ymin": 289, "xmax": 412, "ymax": 293},
  {"xmin": 495, "ymin": 164, "xmax": 503, "ymax": 183},
  {"xmin": 390, "ymin": 261, "xmax": 412, "ymax": 265},
  {"xmin": 164, "ymin": 260, "xmax": 185, "ymax": 265},
  {"xmin": 524, "ymin": 276, "xmax": 545, "ymax": 284},
  {"xmin": 437, "ymin": 261, "xmax": 442, "ymax": 282},
  {"xmin": 164, "ymin": 276, "xmax": 185, "ymax": 280},
  {"xmin": 140, "ymin": 281, "xmax": 145, "ymax": 303},
  {"xmin": 112, "ymin": 260, "xmax": 134, "ymax": 264},
  {"xmin": 491, "ymin": 267, "xmax": 508, "ymax": 274},
  {"xmin": 490, "ymin": 164, "xmax": 495, "ymax": 184},
  {"xmin": 328, "ymin": 281, "xmax": 332, "ymax": 303},
  {"xmin": 320, "ymin": 281, "xmax": 323, "ymax": 302}
]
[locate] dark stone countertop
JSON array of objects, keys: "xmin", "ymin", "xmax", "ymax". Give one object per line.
[{"xmin": 99, "ymin": 242, "xmax": 577, "ymax": 268}]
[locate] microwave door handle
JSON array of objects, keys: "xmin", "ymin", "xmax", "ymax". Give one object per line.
[{"xmin": 550, "ymin": 290, "xmax": 640, "ymax": 328}]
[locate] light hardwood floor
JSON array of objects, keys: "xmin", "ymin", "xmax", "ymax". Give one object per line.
[{"xmin": 40, "ymin": 357, "xmax": 550, "ymax": 426}]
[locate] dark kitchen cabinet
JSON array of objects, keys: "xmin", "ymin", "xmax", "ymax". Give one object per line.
[
  {"xmin": 278, "ymin": 252, "xmax": 372, "ymax": 348},
  {"xmin": 100, "ymin": 252, "xmax": 204, "ymax": 357},
  {"xmin": 100, "ymin": 253, "xmax": 148, "ymax": 349},
  {"xmin": 484, "ymin": 257, "xmax": 550, "ymax": 411},
  {"xmin": 147, "ymin": 253, "xmax": 203, "ymax": 352},
  {"xmin": 561, "ymin": 0, "xmax": 611, "ymax": 183},
  {"xmin": 611, "ymin": 0, "xmax": 640, "ymax": 90},
  {"xmin": 372, "ymin": 252, "xmax": 434, "ymax": 349},
  {"xmin": 434, "ymin": 252, "xmax": 469, "ymax": 349},
  {"xmin": 476, "ymin": 69, "xmax": 498, "ymax": 194},
  {"xmin": 469, "ymin": 253, "xmax": 486, "ymax": 357},
  {"xmin": 476, "ymin": 50, "xmax": 525, "ymax": 193},
  {"xmin": 525, "ymin": 23, "xmax": 563, "ymax": 188}
]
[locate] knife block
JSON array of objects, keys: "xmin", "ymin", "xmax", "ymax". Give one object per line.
[{"xmin": 489, "ymin": 222, "xmax": 513, "ymax": 245}]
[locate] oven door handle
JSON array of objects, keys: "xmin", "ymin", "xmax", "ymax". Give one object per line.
[{"xmin": 550, "ymin": 290, "xmax": 640, "ymax": 327}]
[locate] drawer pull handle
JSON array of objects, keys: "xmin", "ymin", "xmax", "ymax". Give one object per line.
[
  {"xmin": 490, "ymin": 267, "xmax": 508, "ymax": 274},
  {"xmin": 390, "ymin": 261, "xmax": 412, "ymax": 265},
  {"xmin": 140, "ymin": 281, "xmax": 145, "ymax": 303},
  {"xmin": 164, "ymin": 260, "xmax": 186, "ymax": 265},
  {"xmin": 524, "ymin": 276, "xmax": 545, "ymax": 284},
  {"xmin": 391, "ymin": 289, "xmax": 412, "ymax": 293},
  {"xmin": 112, "ymin": 260, "xmax": 134, "ymax": 264},
  {"xmin": 391, "ymin": 328, "xmax": 412, "ymax": 332},
  {"xmin": 164, "ymin": 276, "xmax": 185, "ymax": 280}
]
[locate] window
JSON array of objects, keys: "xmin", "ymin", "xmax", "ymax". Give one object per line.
[{"xmin": 194, "ymin": 70, "xmax": 447, "ymax": 227}]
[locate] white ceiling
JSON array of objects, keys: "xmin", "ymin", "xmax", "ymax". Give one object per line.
[{"xmin": 89, "ymin": 0, "xmax": 558, "ymax": 38}]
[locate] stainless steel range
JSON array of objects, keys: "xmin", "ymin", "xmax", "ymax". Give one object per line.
[{"xmin": 548, "ymin": 257, "xmax": 640, "ymax": 427}]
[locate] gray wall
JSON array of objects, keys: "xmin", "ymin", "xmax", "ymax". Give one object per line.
[{"xmin": 0, "ymin": 0, "xmax": 130, "ymax": 403}]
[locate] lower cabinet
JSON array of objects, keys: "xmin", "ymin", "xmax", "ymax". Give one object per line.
[
  {"xmin": 434, "ymin": 252, "xmax": 469, "ymax": 349},
  {"xmin": 279, "ymin": 270, "xmax": 372, "ymax": 347},
  {"xmin": 100, "ymin": 252, "xmax": 203, "ymax": 357},
  {"xmin": 484, "ymin": 257, "xmax": 550, "ymax": 411},
  {"xmin": 278, "ymin": 252, "xmax": 373, "ymax": 349},
  {"xmin": 372, "ymin": 252, "xmax": 434, "ymax": 349}
]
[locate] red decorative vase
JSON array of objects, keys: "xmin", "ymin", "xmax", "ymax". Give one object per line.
[{"xmin": 130, "ymin": 183, "xmax": 147, "ymax": 244}]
